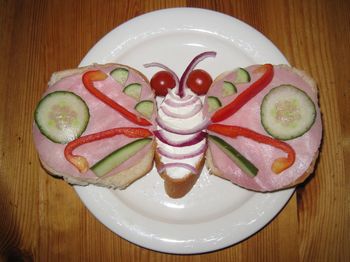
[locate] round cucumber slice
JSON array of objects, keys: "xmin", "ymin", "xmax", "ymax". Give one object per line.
[
  {"xmin": 261, "ymin": 85, "xmax": 316, "ymax": 140},
  {"xmin": 35, "ymin": 91, "xmax": 90, "ymax": 144}
]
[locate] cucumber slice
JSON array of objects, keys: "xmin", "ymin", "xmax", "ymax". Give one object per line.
[
  {"xmin": 34, "ymin": 91, "xmax": 89, "ymax": 144},
  {"xmin": 91, "ymin": 138, "xmax": 152, "ymax": 177},
  {"xmin": 235, "ymin": 68, "xmax": 251, "ymax": 84},
  {"xmin": 222, "ymin": 81, "xmax": 237, "ymax": 97},
  {"xmin": 261, "ymin": 84, "xmax": 316, "ymax": 140},
  {"xmin": 208, "ymin": 135, "xmax": 258, "ymax": 177},
  {"xmin": 123, "ymin": 83, "xmax": 142, "ymax": 100},
  {"xmin": 207, "ymin": 96, "xmax": 222, "ymax": 112},
  {"xmin": 110, "ymin": 67, "xmax": 129, "ymax": 85},
  {"xmin": 135, "ymin": 100, "xmax": 154, "ymax": 119}
]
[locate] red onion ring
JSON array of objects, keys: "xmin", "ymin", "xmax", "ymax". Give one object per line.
[
  {"xmin": 144, "ymin": 62, "xmax": 179, "ymax": 88},
  {"xmin": 154, "ymin": 130, "xmax": 207, "ymax": 147},
  {"xmin": 157, "ymin": 143, "xmax": 207, "ymax": 159},
  {"xmin": 163, "ymin": 96, "xmax": 200, "ymax": 107},
  {"xmin": 168, "ymin": 90, "xmax": 192, "ymax": 101},
  {"xmin": 158, "ymin": 163, "xmax": 198, "ymax": 175},
  {"xmin": 156, "ymin": 117, "xmax": 211, "ymax": 135},
  {"xmin": 160, "ymin": 104, "xmax": 202, "ymax": 119},
  {"xmin": 178, "ymin": 51, "xmax": 217, "ymax": 97}
]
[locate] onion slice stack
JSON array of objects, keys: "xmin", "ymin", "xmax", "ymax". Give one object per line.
[
  {"xmin": 163, "ymin": 96, "xmax": 200, "ymax": 107},
  {"xmin": 156, "ymin": 116, "xmax": 210, "ymax": 135},
  {"xmin": 157, "ymin": 142, "xmax": 207, "ymax": 160},
  {"xmin": 145, "ymin": 52, "xmax": 216, "ymax": 177},
  {"xmin": 154, "ymin": 130, "xmax": 207, "ymax": 147}
]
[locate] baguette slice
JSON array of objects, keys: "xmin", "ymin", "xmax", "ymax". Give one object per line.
[
  {"xmin": 205, "ymin": 65, "xmax": 322, "ymax": 192},
  {"xmin": 33, "ymin": 63, "xmax": 156, "ymax": 189},
  {"xmin": 154, "ymin": 146, "xmax": 206, "ymax": 198}
]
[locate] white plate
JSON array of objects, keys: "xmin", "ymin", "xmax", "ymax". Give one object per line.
[{"xmin": 76, "ymin": 8, "xmax": 294, "ymax": 254}]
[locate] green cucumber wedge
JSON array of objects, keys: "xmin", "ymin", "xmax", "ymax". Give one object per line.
[
  {"xmin": 208, "ymin": 135, "xmax": 258, "ymax": 177},
  {"xmin": 91, "ymin": 138, "xmax": 152, "ymax": 177},
  {"xmin": 110, "ymin": 67, "xmax": 129, "ymax": 85},
  {"xmin": 261, "ymin": 84, "xmax": 316, "ymax": 140},
  {"xmin": 222, "ymin": 81, "xmax": 237, "ymax": 97},
  {"xmin": 207, "ymin": 96, "xmax": 222, "ymax": 113},
  {"xmin": 135, "ymin": 100, "xmax": 154, "ymax": 119},
  {"xmin": 34, "ymin": 91, "xmax": 89, "ymax": 144},
  {"xmin": 123, "ymin": 83, "xmax": 142, "ymax": 100},
  {"xmin": 235, "ymin": 68, "xmax": 251, "ymax": 84}
]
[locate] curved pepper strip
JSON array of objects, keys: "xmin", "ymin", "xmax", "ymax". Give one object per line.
[
  {"xmin": 64, "ymin": 127, "xmax": 153, "ymax": 172},
  {"xmin": 211, "ymin": 64, "xmax": 274, "ymax": 123},
  {"xmin": 207, "ymin": 124, "xmax": 296, "ymax": 174},
  {"xmin": 82, "ymin": 70, "xmax": 152, "ymax": 126}
]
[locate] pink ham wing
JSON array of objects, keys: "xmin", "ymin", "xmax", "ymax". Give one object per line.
[
  {"xmin": 206, "ymin": 65, "xmax": 322, "ymax": 191},
  {"xmin": 33, "ymin": 64, "xmax": 156, "ymax": 181}
]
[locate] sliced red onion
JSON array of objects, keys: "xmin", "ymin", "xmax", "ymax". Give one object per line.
[
  {"xmin": 157, "ymin": 143, "xmax": 207, "ymax": 159},
  {"xmin": 160, "ymin": 104, "xmax": 202, "ymax": 119},
  {"xmin": 158, "ymin": 163, "xmax": 198, "ymax": 175},
  {"xmin": 164, "ymin": 96, "xmax": 200, "ymax": 107},
  {"xmin": 156, "ymin": 117, "xmax": 211, "ymax": 135},
  {"xmin": 168, "ymin": 89, "xmax": 192, "ymax": 101},
  {"xmin": 144, "ymin": 62, "xmax": 179, "ymax": 87},
  {"xmin": 154, "ymin": 130, "xmax": 207, "ymax": 147},
  {"xmin": 178, "ymin": 51, "xmax": 217, "ymax": 97}
]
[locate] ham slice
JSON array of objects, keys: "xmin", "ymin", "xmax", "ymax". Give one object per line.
[
  {"xmin": 33, "ymin": 64, "xmax": 156, "ymax": 188},
  {"xmin": 206, "ymin": 65, "xmax": 322, "ymax": 191}
]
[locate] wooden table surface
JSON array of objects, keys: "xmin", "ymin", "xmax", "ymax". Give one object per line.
[{"xmin": 1, "ymin": 0, "xmax": 349, "ymax": 261}]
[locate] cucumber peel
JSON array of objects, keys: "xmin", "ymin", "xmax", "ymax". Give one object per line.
[
  {"xmin": 34, "ymin": 91, "xmax": 89, "ymax": 144},
  {"xmin": 123, "ymin": 83, "xmax": 142, "ymax": 100},
  {"xmin": 222, "ymin": 81, "xmax": 237, "ymax": 97},
  {"xmin": 261, "ymin": 85, "xmax": 316, "ymax": 140},
  {"xmin": 207, "ymin": 96, "xmax": 222, "ymax": 113},
  {"xmin": 91, "ymin": 138, "xmax": 152, "ymax": 177},
  {"xmin": 110, "ymin": 67, "xmax": 129, "ymax": 85},
  {"xmin": 235, "ymin": 68, "xmax": 251, "ymax": 84},
  {"xmin": 135, "ymin": 100, "xmax": 154, "ymax": 119},
  {"xmin": 208, "ymin": 134, "xmax": 258, "ymax": 177}
]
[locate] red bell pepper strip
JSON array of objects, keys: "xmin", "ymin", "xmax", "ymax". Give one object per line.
[
  {"xmin": 211, "ymin": 64, "xmax": 274, "ymax": 123},
  {"xmin": 207, "ymin": 124, "xmax": 296, "ymax": 174},
  {"xmin": 82, "ymin": 70, "xmax": 152, "ymax": 126},
  {"xmin": 64, "ymin": 127, "xmax": 153, "ymax": 172}
]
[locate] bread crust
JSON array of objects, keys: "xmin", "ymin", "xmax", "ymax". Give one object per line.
[{"xmin": 154, "ymin": 147, "xmax": 205, "ymax": 198}]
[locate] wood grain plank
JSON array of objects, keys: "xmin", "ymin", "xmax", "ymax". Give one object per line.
[
  {"xmin": 284, "ymin": 0, "xmax": 349, "ymax": 261},
  {"xmin": 0, "ymin": 0, "xmax": 48, "ymax": 260},
  {"xmin": 0, "ymin": 0, "xmax": 349, "ymax": 261},
  {"xmin": 143, "ymin": 0, "xmax": 186, "ymax": 12}
]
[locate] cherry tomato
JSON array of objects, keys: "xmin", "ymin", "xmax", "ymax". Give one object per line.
[
  {"xmin": 186, "ymin": 69, "xmax": 213, "ymax": 95},
  {"xmin": 150, "ymin": 71, "xmax": 176, "ymax": 96}
]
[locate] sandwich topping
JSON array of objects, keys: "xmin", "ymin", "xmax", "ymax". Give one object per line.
[
  {"xmin": 205, "ymin": 64, "xmax": 321, "ymax": 191},
  {"xmin": 147, "ymin": 52, "xmax": 216, "ymax": 180},
  {"xmin": 33, "ymin": 52, "xmax": 322, "ymax": 196},
  {"xmin": 33, "ymin": 64, "xmax": 156, "ymax": 183},
  {"xmin": 156, "ymin": 88, "xmax": 207, "ymax": 179}
]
